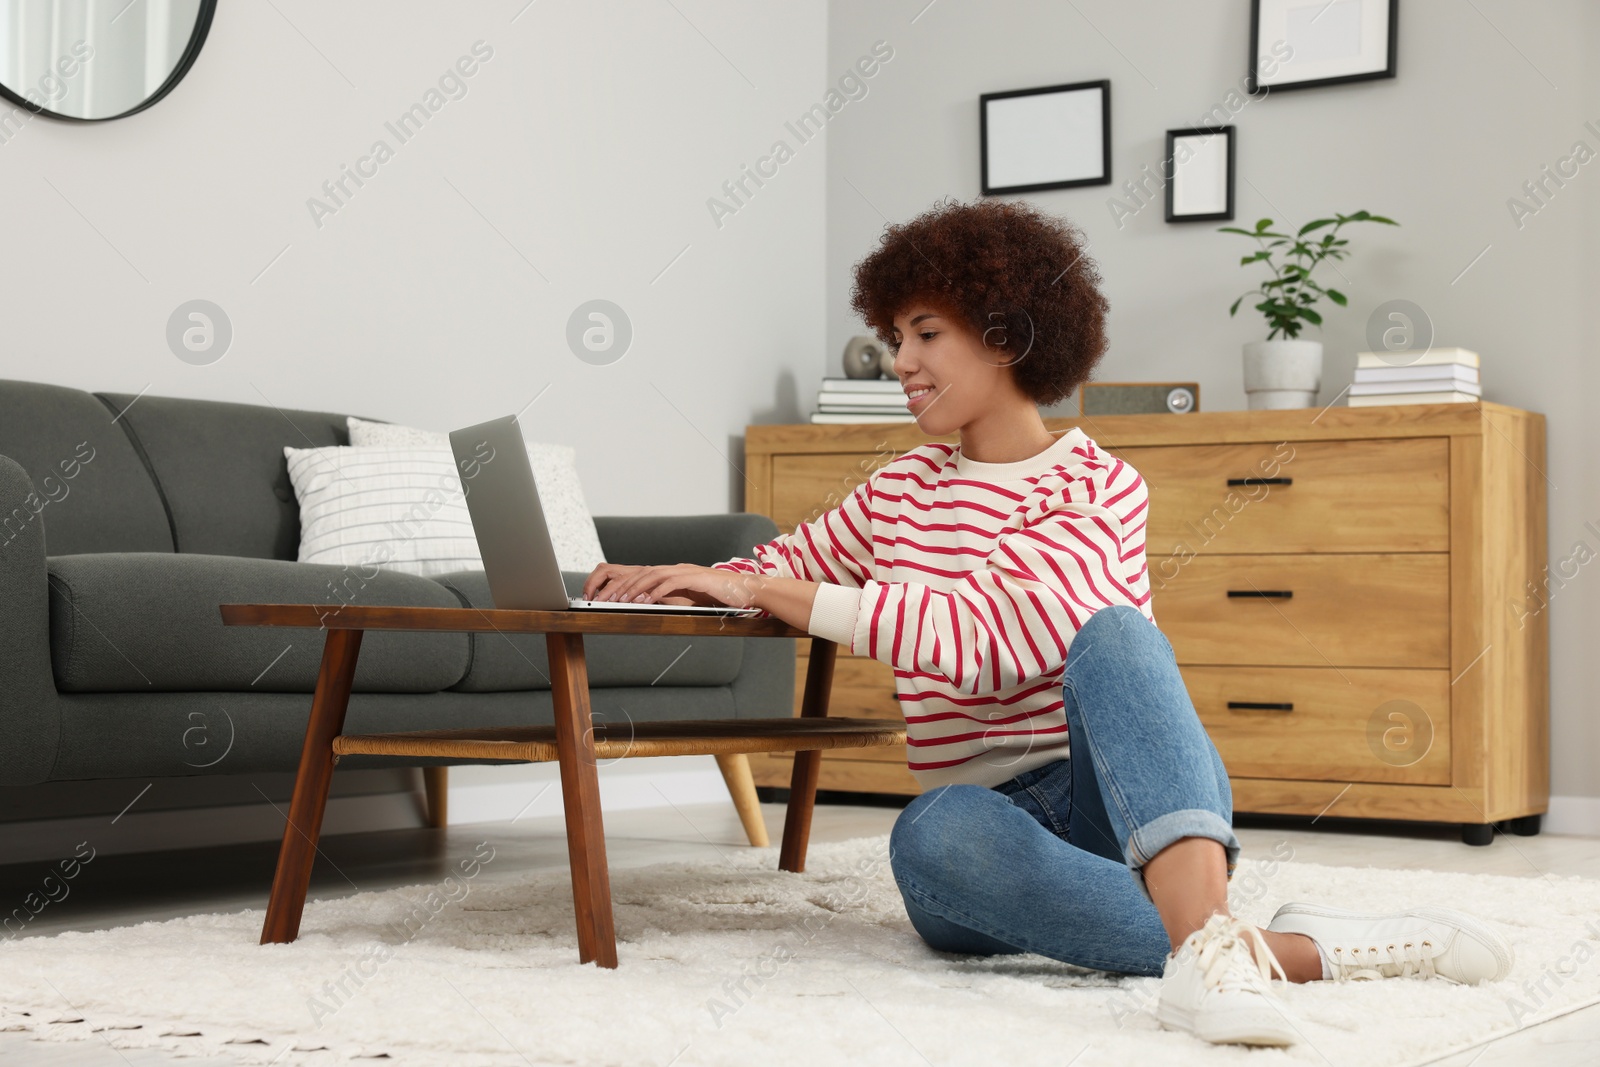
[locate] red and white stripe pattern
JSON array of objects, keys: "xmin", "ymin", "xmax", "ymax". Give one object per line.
[{"xmin": 712, "ymin": 428, "xmax": 1154, "ymax": 788}]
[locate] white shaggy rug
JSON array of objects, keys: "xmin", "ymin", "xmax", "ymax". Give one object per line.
[{"xmin": 3, "ymin": 834, "xmax": 1600, "ymax": 1066}]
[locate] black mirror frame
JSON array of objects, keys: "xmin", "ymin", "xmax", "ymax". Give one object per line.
[{"xmin": 0, "ymin": 0, "xmax": 216, "ymax": 122}]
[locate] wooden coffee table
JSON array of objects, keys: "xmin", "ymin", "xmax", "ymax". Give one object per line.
[{"xmin": 219, "ymin": 603, "xmax": 905, "ymax": 967}]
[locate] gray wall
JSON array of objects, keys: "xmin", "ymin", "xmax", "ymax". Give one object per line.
[{"xmin": 826, "ymin": 0, "xmax": 1600, "ymax": 809}]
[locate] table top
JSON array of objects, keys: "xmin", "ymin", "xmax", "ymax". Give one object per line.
[{"xmin": 219, "ymin": 602, "xmax": 815, "ymax": 638}]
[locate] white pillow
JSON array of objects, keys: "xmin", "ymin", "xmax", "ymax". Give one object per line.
[
  {"xmin": 283, "ymin": 445, "xmax": 487, "ymax": 578},
  {"xmin": 346, "ymin": 417, "xmax": 605, "ymax": 573}
]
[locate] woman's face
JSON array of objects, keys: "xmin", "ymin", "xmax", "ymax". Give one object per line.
[{"xmin": 889, "ymin": 304, "xmax": 1021, "ymax": 437}]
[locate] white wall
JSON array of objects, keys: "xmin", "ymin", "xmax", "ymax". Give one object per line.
[
  {"xmin": 1, "ymin": 0, "xmax": 824, "ymax": 517},
  {"xmin": 0, "ymin": 0, "xmax": 826, "ymax": 833},
  {"xmin": 826, "ymin": 0, "xmax": 1600, "ymax": 809}
]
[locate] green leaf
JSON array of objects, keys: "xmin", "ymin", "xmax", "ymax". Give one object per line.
[
  {"xmin": 1229, "ymin": 296, "xmax": 1244, "ymax": 316},
  {"xmin": 1218, "ymin": 226, "xmax": 1258, "ymax": 236},
  {"xmin": 1255, "ymin": 217, "xmax": 1274, "ymax": 232},
  {"xmin": 1298, "ymin": 218, "xmax": 1336, "ymax": 236},
  {"xmin": 1367, "ymin": 215, "xmax": 1399, "ymax": 225},
  {"xmin": 1326, "ymin": 288, "xmax": 1347, "ymax": 306},
  {"xmin": 1300, "ymin": 307, "xmax": 1323, "ymax": 325}
]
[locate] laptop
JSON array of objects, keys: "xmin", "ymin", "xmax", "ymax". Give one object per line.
[{"xmin": 448, "ymin": 414, "xmax": 761, "ymax": 616}]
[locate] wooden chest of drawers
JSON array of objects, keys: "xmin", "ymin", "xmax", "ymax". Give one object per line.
[{"xmin": 740, "ymin": 403, "xmax": 1549, "ymax": 839}]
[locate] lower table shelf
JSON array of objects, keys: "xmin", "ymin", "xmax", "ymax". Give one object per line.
[{"xmin": 748, "ymin": 750, "xmax": 919, "ymax": 795}]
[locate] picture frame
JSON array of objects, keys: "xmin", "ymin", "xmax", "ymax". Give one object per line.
[
  {"xmin": 980, "ymin": 79, "xmax": 1111, "ymax": 195},
  {"xmin": 1164, "ymin": 126, "xmax": 1235, "ymax": 223},
  {"xmin": 1248, "ymin": 0, "xmax": 1398, "ymax": 94}
]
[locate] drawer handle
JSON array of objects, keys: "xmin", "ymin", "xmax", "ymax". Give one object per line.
[
  {"xmin": 1227, "ymin": 477, "xmax": 1292, "ymax": 487},
  {"xmin": 1227, "ymin": 589, "xmax": 1293, "ymax": 599},
  {"xmin": 1227, "ymin": 701, "xmax": 1295, "ymax": 711}
]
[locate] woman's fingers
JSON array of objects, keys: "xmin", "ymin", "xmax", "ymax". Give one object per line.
[
  {"xmin": 582, "ymin": 564, "xmax": 622, "ymax": 600},
  {"xmin": 583, "ymin": 565, "xmax": 736, "ymax": 607},
  {"xmin": 598, "ymin": 564, "xmax": 671, "ymax": 602},
  {"xmin": 637, "ymin": 567, "xmax": 702, "ymax": 605},
  {"xmin": 623, "ymin": 565, "xmax": 702, "ymax": 604},
  {"xmin": 584, "ymin": 563, "xmax": 645, "ymax": 601}
]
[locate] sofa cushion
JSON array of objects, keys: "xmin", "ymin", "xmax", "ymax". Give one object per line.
[
  {"xmin": 95, "ymin": 391, "xmax": 377, "ymax": 561},
  {"xmin": 47, "ymin": 553, "xmax": 468, "ymax": 693},
  {"xmin": 431, "ymin": 569, "xmax": 743, "ymax": 692},
  {"xmin": 0, "ymin": 380, "xmax": 173, "ymax": 555}
]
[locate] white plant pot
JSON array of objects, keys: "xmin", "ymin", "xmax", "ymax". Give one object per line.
[{"xmin": 1243, "ymin": 339, "xmax": 1323, "ymax": 410}]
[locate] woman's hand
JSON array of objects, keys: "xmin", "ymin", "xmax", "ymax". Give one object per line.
[{"xmin": 581, "ymin": 563, "xmax": 764, "ymax": 609}]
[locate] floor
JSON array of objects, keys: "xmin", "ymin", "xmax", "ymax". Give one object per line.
[{"xmin": 2, "ymin": 801, "xmax": 1597, "ymax": 1065}]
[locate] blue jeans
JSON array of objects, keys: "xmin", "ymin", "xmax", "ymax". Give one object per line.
[{"xmin": 888, "ymin": 605, "xmax": 1238, "ymax": 977}]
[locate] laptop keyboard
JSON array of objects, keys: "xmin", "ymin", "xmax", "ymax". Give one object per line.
[{"xmin": 567, "ymin": 598, "xmax": 761, "ymax": 616}]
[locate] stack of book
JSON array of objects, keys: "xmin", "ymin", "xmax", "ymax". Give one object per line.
[
  {"xmin": 1348, "ymin": 347, "xmax": 1481, "ymax": 407},
  {"xmin": 810, "ymin": 376, "xmax": 915, "ymax": 424}
]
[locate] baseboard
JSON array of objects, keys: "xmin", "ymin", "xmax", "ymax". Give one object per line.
[
  {"xmin": 445, "ymin": 763, "xmax": 731, "ymax": 826},
  {"xmin": 0, "ymin": 763, "xmax": 734, "ymax": 868},
  {"xmin": 1546, "ymin": 795, "xmax": 1600, "ymax": 837},
  {"xmin": 0, "ymin": 791, "xmax": 430, "ymax": 868}
]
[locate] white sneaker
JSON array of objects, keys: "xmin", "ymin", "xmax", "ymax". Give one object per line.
[
  {"xmin": 1266, "ymin": 903, "xmax": 1513, "ymax": 984},
  {"xmin": 1157, "ymin": 913, "xmax": 1300, "ymax": 1047}
]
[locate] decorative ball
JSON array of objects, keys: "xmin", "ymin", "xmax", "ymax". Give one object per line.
[{"xmin": 842, "ymin": 335, "xmax": 886, "ymax": 379}]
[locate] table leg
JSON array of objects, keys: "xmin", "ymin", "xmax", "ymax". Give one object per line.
[
  {"xmin": 261, "ymin": 628, "xmax": 364, "ymax": 945},
  {"xmin": 779, "ymin": 637, "xmax": 838, "ymax": 873},
  {"xmin": 546, "ymin": 631, "xmax": 618, "ymax": 968}
]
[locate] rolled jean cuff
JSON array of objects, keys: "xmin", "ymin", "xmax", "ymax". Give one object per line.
[{"xmin": 1125, "ymin": 809, "xmax": 1241, "ymax": 903}]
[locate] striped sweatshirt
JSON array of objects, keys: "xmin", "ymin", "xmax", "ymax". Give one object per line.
[{"xmin": 712, "ymin": 427, "xmax": 1155, "ymax": 789}]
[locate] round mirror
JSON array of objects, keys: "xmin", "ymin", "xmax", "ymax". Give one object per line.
[{"xmin": 0, "ymin": 0, "xmax": 214, "ymax": 121}]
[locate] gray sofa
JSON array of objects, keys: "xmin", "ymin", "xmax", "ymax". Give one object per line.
[{"xmin": 0, "ymin": 378, "xmax": 793, "ymax": 793}]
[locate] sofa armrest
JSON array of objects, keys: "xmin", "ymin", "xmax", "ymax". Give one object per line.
[
  {"xmin": 592, "ymin": 513, "xmax": 780, "ymax": 568},
  {"xmin": 0, "ymin": 454, "xmax": 62, "ymax": 785}
]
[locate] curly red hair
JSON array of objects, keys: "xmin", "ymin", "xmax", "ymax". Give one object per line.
[{"xmin": 849, "ymin": 198, "xmax": 1109, "ymax": 406}]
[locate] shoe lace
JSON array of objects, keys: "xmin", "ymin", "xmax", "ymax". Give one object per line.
[
  {"xmin": 1326, "ymin": 938, "xmax": 1439, "ymax": 982},
  {"xmin": 1187, "ymin": 913, "xmax": 1288, "ymax": 994}
]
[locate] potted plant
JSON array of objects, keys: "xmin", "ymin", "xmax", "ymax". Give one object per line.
[{"xmin": 1222, "ymin": 210, "xmax": 1398, "ymax": 409}]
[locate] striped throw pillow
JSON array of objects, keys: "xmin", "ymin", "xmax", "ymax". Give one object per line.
[
  {"xmin": 283, "ymin": 442, "xmax": 605, "ymax": 578},
  {"xmin": 346, "ymin": 417, "xmax": 606, "ymax": 573}
]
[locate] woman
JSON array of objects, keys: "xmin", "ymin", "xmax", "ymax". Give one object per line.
[{"xmin": 582, "ymin": 198, "xmax": 1512, "ymax": 1047}]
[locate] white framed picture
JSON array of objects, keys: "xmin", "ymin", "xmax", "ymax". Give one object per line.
[
  {"xmin": 1249, "ymin": 0, "xmax": 1398, "ymax": 93},
  {"xmin": 980, "ymin": 79, "xmax": 1110, "ymax": 195},
  {"xmin": 1164, "ymin": 126, "xmax": 1235, "ymax": 223}
]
